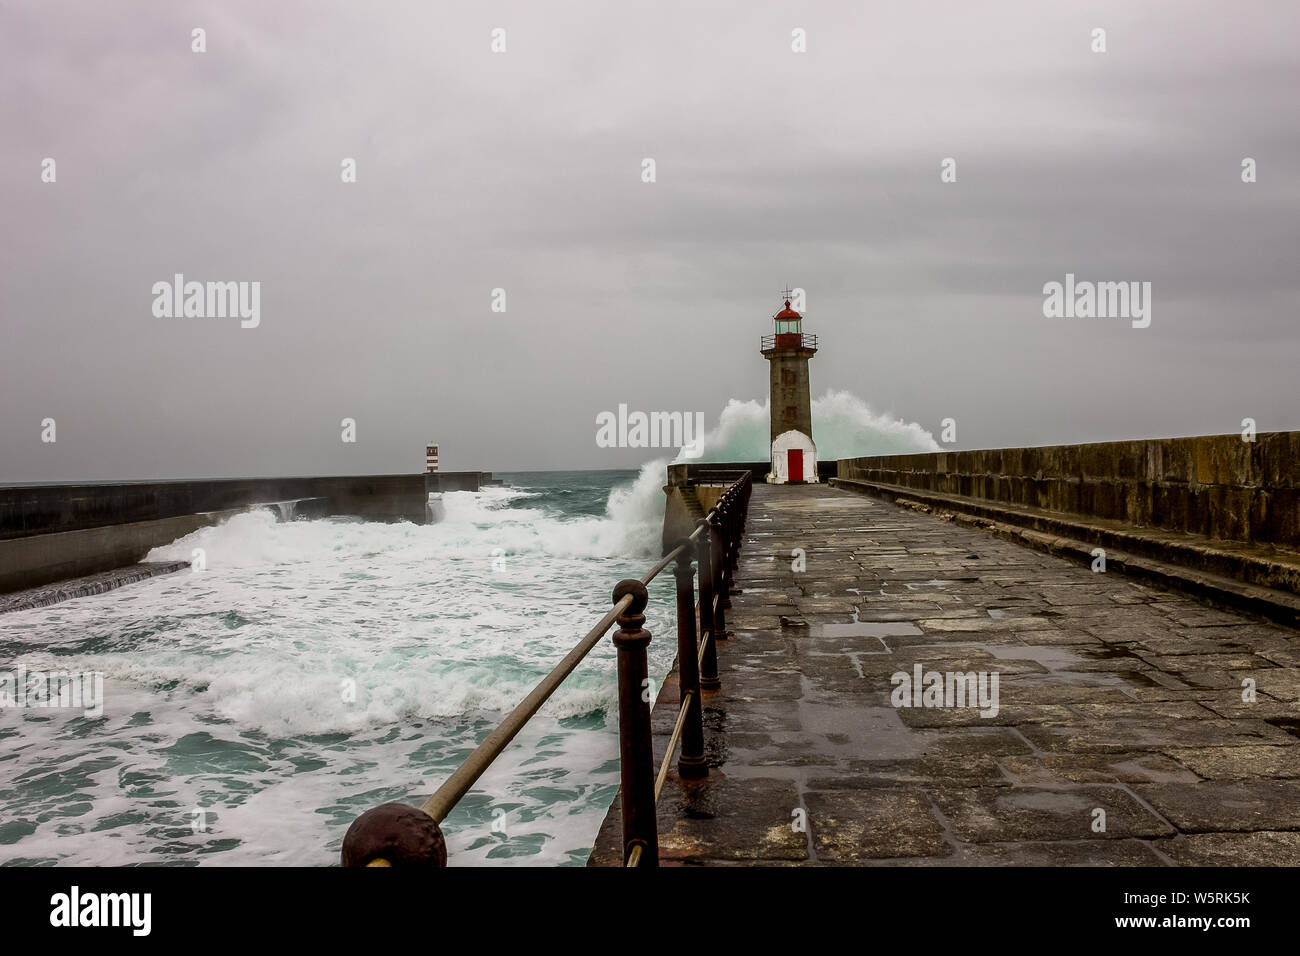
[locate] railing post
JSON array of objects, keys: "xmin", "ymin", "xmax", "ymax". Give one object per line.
[
  {"xmin": 672, "ymin": 543, "xmax": 708, "ymax": 779},
  {"xmin": 719, "ymin": 500, "xmax": 738, "ymax": 598},
  {"xmin": 695, "ymin": 519, "xmax": 720, "ymax": 689},
  {"xmin": 731, "ymin": 486, "xmax": 744, "ymax": 567},
  {"xmin": 710, "ymin": 512, "xmax": 729, "ymax": 641},
  {"xmin": 611, "ymin": 579, "xmax": 658, "ymax": 866},
  {"xmin": 739, "ymin": 475, "xmax": 751, "ymax": 543}
]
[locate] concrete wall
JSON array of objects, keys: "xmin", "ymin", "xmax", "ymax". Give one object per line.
[
  {"xmin": 661, "ymin": 460, "xmax": 834, "ymax": 552},
  {"xmin": 0, "ymin": 474, "xmax": 456, "ymax": 539},
  {"xmin": 430, "ymin": 471, "xmax": 497, "ymax": 492},
  {"xmin": 0, "ymin": 471, "xmax": 496, "ymax": 593},
  {"xmin": 837, "ymin": 432, "xmax": 1300, "ymax": 547},
  {"xmin": 667, "ymin": 461, "xmax": 836, "ymax": 486},
  {"xmin": 662, "ymin": 464, "xmax": 753, "ymax": 552},
  {"xmin": 0, "ymin": 511, "xmax": 242, "ymax": 593}
]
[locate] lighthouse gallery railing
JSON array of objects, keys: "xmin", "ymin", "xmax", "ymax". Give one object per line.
[
  {"xmin": 760, "ymin": 332, "xmax": 817, "ymax": 351},
  {"xmin": 340, "ymin": 470, "xmax": 753, "ymax": 867}
]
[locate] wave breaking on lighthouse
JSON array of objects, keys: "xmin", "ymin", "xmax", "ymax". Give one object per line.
[{"xmin": 679, "ymin": 390, "xmax": 940, "ymax": 464}]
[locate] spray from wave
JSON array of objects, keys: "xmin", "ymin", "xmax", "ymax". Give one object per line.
[
  {"xmin": 146, "ymin": 465, "xmax": 668, "ymax": 574},
  {"xmin": 94, "ymin": 385, "xmax": 931, "ymax": 736},
  {"xmin": 679, "ymin": 389, "xmax": 939, "ymax": 463}
]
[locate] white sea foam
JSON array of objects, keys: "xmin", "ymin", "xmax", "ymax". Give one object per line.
[
  {"xmin": 0, "ymin": 462, "xmax": 676, "ymax": 866},
  {"xmin": 683, "ymin": 389, "xmax": 939, "ymax": 463},
  {"xmin": 0, "ymin": 391, "xmax": 937, "ymax": 867}
]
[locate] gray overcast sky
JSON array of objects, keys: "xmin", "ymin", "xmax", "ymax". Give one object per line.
[{"xmin": 2, "ymin": 0, "xmax": 1297, "ymax": 480}]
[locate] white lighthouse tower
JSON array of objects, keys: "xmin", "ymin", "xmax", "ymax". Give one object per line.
[{"xmin": 760, "ymin": 291, "xmax": 818, "ymax": 484}]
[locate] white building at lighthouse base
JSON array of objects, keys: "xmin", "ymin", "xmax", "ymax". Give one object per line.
[{"xmin": 768, "ymin": 429, "xmax": 819, "ymax": 484}]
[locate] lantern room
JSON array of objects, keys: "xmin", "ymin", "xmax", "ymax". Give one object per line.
[{"xmin": 772, "ymin": 300, "xmax": 803, "ymax": 346}]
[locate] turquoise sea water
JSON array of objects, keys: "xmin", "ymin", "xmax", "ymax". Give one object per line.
[{"xmin": 0, "ymin": 466, "xmax": 678, "ymax": 866}]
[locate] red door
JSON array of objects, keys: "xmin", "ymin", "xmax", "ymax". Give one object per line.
[{"xmin": 787, "ymin": 449, "xmax": 803, "ymax": 483}]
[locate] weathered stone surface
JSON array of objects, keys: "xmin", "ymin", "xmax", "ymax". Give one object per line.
[
  {"xmin": 589, "ymin": 483, "xmax": 1300, "ymax": 866},
  {"xmin": 803, "ymin": 789, "xmax": 950, "ymax": 860},
  {"xmin": 1134, "ymin": 780, "xmax": 1300, "ymax": 832},
  {"xmin": 930, "ymin": 786, "xmax": 1176, "ymax": 842},
  {"xmin": 1020, "ymin": 718, "xmax": 1293, "ymax": 754},
  {"xmin": 657, "ymin": 774, "xmax": 808, "ymax": 862},
  {"xmin": 588, "ymin": 773, "xmax": 808, "ymax": 865},
  {"xmin": 1200, "ymin": 698, "xmax": 1300, "ymax": 720},
  {"xmin": 0, "ymin": 561, "xmax": 189, "ymax": 613},
  {"xmin": 1161, "ymin": 830, "xmax": 1300, "ymax": 866},
  {"xmin": 1067, "ymin": 701, "xmax": 1219, "ymax": 721},
  {"xmin": 1162, "ymin": 744, "xmax": 1300, "ymax": 779},
  {"xmin": 953, "ymin": 839, "xmax": 1167, "ymax": 867},
  {"xmin": 1140, "ymin": 653, "xmax": 1274, "ymax": 671},
  {"xmin": 999, "ymin": 753, "xmax": 1200, "ymax": 786},
  {"xmin": 918, "ymin": 617, "xmax": 1059, "ymax": 632},
  {"xmin": 894, "ymin": 703, "xmax": 1076, "ymax": 728},
  {"xmin": 808, "ymin": 753, "xmax": 1006, "ymax": 788}
]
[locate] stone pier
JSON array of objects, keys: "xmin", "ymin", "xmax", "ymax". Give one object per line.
[
  {"xmin": 589, "ymin": 482, "xmax": 1300, "ymax": 866},
  {"xmin": 0, "ymin": 471, "xmax": 499, "ymax": 595}
]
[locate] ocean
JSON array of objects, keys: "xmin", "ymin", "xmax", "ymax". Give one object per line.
[
  {"xmin": 0, "ymin": 390, "xmax": 940, "ymax": 866},
  {"xmin": 0, "ymin": 467, "xmax": 680, "ymax": 866}
]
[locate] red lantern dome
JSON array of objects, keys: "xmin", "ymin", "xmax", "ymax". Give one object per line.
[
  {"xmin": 768, "ymin": 298, "xmax": 810, "ymax": 349},
  {"xmin": 774, "ymin": 300, "xmax": 801, "ymax": 321}
]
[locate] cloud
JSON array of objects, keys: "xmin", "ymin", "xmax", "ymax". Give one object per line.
[{"xmin": 1, "ymin": 0, "xmax": 1297, "ymax": 479}]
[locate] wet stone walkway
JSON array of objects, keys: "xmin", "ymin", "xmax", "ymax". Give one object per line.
[{"xmin": 589, "ymin": 482, "xmax": 1300, "ymax": 865}]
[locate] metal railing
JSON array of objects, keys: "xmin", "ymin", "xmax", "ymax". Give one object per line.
[
  {"xmin": 340, "ymin": 470, "xmax": 753, "ymax": 868},
  {"xmin": 760, "ymin": 332, "xmax": 817, "ymax": 351}
]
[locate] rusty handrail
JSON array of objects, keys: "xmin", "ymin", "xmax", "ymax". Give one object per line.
[
  {"xmin": 654, "ymin": 689, "xmax": 694, "ymax": 802},
  {"xmin": 420, "ymin": 594, "xmax": 634, "ymax": 824},
  {"xmin": 341, "ymin": 470, "xmax": 752, "ymax": 868},
  {"xmin": 628, "ymin": 478, "xmax": 750, "ymax": 868}
]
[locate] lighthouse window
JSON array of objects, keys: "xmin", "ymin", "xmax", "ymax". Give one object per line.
[
  {"xmin": 782, "ymin": 369, "xmax": 797, "ymax": 386},
  {"xmin": 784, "ymin": 405, "xmax": 798, "ymax": 423}
]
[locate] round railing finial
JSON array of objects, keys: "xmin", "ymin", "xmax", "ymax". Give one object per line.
[
  {"xmin": 613, "ymin": 578, "xmax": 649, "ymax": 615},
  {"xmin": 341, "ymin": 802, "xmax": 447, "ymax": 867}
]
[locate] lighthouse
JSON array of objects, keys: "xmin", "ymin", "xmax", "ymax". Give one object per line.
[{"xmin": 760, "ymin": 291, "xmax": 818, "ymax": 483}]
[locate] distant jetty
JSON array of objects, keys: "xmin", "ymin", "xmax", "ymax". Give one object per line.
[{"xmin": 0, "ymin": 471, "xmax": 499, "ymax": 602}]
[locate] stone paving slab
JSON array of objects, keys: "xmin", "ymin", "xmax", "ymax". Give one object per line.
[
  {"xmin": 804, "ymin": 789, "xmax": 949, "ymax": 860},
  {"xmin": 589, "ymin": 483, "xmax": 1300, "ymax": 866}
]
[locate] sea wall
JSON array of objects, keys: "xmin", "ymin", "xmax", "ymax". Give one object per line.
[
  {"xmin": 837, "ymin": 432, "xmax": 1300, "ymax": 547},
  {"xmin": 0, "ymin": 512, "xmax": 241, "ymax": 593},
  {"xmin": 0, "ymin": 471, "xmax": 496, "ymax": 593},
  {"xmin": 666, "ymin": 460, "xmax": 837, "ymax": 486},
  {"xmin": 661, "ymin": 461, "xmax": 827, "ymax": 551}
]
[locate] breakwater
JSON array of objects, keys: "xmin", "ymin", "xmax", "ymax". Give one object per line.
[{"xmin": 0, "ymin": 471, "xmax": 498, "ymax": 593}]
